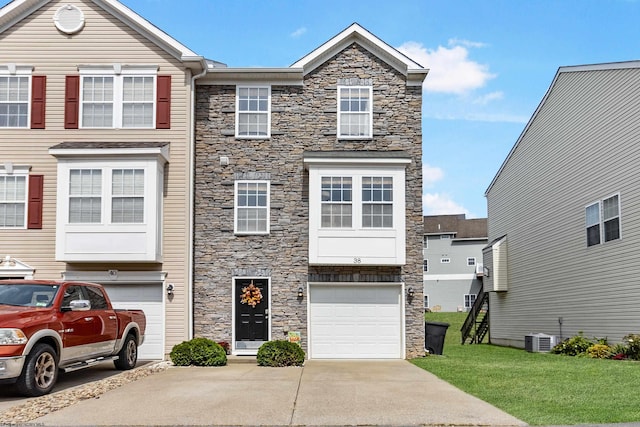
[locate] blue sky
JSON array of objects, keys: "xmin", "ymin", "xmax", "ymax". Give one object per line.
[{"xmin": 5, "ymin": 0, "xmax": 640, "ymax": 218}]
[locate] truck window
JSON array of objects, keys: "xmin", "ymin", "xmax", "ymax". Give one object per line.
[
  {"xmin": 84, "ymin": 286, "xmax": 108, "ymax": 310},
  {"xmin": 62, "ymin": 286, "xmax": 85, "ymax": 309}
]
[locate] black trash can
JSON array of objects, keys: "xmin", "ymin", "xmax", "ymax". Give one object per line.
[{"xmin": 425, "ymin": 321, "xmax": 450, "ymax": 355}]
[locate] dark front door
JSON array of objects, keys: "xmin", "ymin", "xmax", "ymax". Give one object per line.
[{"xmin": 235, "ymin": 278, "xmax": 269, "ymax": 351}]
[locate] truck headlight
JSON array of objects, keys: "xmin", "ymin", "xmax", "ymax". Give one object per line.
[{"xmin": 0, "ymin": 329, "xmax": 27, "ymax": 345}]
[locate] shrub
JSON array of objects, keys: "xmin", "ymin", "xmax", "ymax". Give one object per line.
[
  {"xmin": 257, "ymin": 340, "xmax": 305, "ymax": 367},
  {"xmin": 551, "ymin": 332, "xmax": 594, "ymax": 356},
  {"xmin": 170, "ymin": 337, "xmax": 227, "ymax": 366},
  {"xmin": 587, "ymin": 343, "xmax": 612, "ymax": 359},
  {"xmin": 623, "ymin": 334, "xmax": 640, "ymax": 360}
]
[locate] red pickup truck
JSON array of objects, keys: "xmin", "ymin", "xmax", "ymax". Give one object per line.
[{"xmin": 0, "ymin": 280, "xmax": 146, "ymax": 396}]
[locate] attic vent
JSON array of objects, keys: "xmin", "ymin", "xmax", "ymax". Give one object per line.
[{"xmin": 54, "ymin": 4, "xmax": 85, "ymax": 35}]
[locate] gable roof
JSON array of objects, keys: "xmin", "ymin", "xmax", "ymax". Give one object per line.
[
  {"xmin": 290, "ymin": 23, "xmax": 428, "ymax": 86},
  {"xmin": 0, "ymin": 0, "xmax": 204, "ymax": 67},
  {"xmin": 484, "ymin": 60, "xmax": 640, "ymax": 196}
]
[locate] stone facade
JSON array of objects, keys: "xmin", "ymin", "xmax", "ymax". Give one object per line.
[{"xmin": 194, "ymin": 42, "xmax": 424, "ymax": 358}]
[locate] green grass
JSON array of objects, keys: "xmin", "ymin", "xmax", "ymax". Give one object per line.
[{"xmin": 413, "ymin": 312, "xmax": 640, "ymax": 425}]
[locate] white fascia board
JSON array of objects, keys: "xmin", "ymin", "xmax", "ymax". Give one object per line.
[
  {"xmin": 424, "ymin": 274, "xmax": 476, "ymax": 281},
  {"xmin": 0, "ymin": 0, "xmax": 50, "ymax": 33},
  {"xmin": 62, "ymin": 270, "xmax": 167, "ymax": 284},
  {"xmin": 94, "ymin": 0, "xmax": 204, "ymax": 65},
  {"xmin": 304, "ymin": 157, "xmax": 412, "ymax": 166},
  {"xmin": 200, "ymin": 68, "xmax": 304, "ymax": 86},
  {"xmin": 49, "ymin": 145, "xmax": 170, "ymax": 163},
  {"xmin": 291, "ymin": 23, "xmax": 425, "ymax": 77}
]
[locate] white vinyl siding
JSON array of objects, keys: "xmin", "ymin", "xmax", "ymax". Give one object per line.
[
  {"xmin": 337, "ymin": 86, "xmax": 372, "ymax": 138},
  {"xmin": 234, "ymin": 181, "xmax": 269, "ymax": 234},
  {"xmin": 236, "ymin": 86, "xmax": 270, "ymax": 138},
  {"xmin": 0, "ymin": 76, "xmax": 29, "ymax": 128},
  {"xmin": 0, "ymin": 175, "xmax": 26, "ymax": 228}
]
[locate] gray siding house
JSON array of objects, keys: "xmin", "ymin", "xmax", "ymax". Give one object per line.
[
  {"xmin": 485, "ymin": 61, "xmax": 640, "ymax": 348},
  {"xmin": 193, "ymin": 24, "xmax": 427, "ymax": 358},
  {"xmin": 423, "ymin": 214, "xmax": 486, "ymax": 312}
]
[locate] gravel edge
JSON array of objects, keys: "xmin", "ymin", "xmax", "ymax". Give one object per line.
[{"xmin": 0, "ymin": 361, "xmax": 171, "ymax": 425}]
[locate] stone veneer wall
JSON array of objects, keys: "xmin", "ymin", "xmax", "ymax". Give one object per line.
[{"xmin": 194, "ymin": 43, "xmax": 424, "ymax": 358}]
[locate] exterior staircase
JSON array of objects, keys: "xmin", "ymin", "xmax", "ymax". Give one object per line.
[{"xmin": 460, "ymin": 290, "xmax": 489, "ymax": 344}]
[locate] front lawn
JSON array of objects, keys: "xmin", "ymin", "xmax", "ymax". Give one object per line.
[{"xmin": 413, "ymin": 312, "xmax": 640, "ymax": 425}]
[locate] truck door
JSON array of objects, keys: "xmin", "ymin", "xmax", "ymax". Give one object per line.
[
  {"xmin": 84, "ymin": 285, "xmax": 119, "ymax": 354},
  {"xmin": 60, "ymin": 285, "xmax": 102, "ymax": 361}
]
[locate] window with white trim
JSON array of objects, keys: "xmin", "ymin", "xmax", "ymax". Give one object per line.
[
  {"xmin": 424, "ymin": 295, "xmax": 429, "ymax": 310},
  {"xmin": 464, "ymin": 293, "xmax": 476, "ymax": 309},
  {"xmin": 362, "ymin": 176, "xmax": 392, "ymax": 227},
  {"xmin": 236, "ymin": 86, "xmax": 270, "ymax": 138},
  {"xmin": 0, "ymin": 65, "xmax": 31, "ymax": 128},
  {"xmin": 441, "ymin": 258, "xmax": 450, "ymax": 263},
  {"xmin": 423, "ymin": 259, "xmax": 428, "ymax": 272},
  {"xmin": 321, "ymin": 177, "xmax": 352, "ymax": 228},
  {"xmin": 80, "ymin": 67, "xmax": 156, "ymax": 129},
  {"xmin": 0, "ymin": 174, "xmax": 26, "ymax": 227},
  {"xmin": 235, "ymin": 180, "xmax": 269, "ymax": 234},
  {"xmin": 423, "ymin": 236, "xmax": 428, "ymax": 248},
  {"xmin": 337, "ymin": 86, "xmax": 372, "ymax": 138},
  {"xmin": 467, "ymin": 257, "xmax": 476, "ymax": 266},
  {"xmin": 586, "ymin": 194, "xmax": 620, "ymax": 247},
  {"xmin": 68, "ymin": 168, "xmax": 145, "ymax": 224}
]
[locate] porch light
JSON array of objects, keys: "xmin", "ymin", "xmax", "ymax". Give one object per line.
[
  {"xmin": 407, "ymin": 287, "xmax": 415, "ymax": 299},
  {"xmin": 297, "ymin": 287, "xmax": 304, "ymax": 299}
]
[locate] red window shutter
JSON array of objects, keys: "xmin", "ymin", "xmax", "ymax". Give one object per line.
[
  {"xmin": 30, "ymin": 76, "xmax": 46, "ymax": 129},
  {"xmin": 27, "ymin": 175, "xmax": 44, "ymax": 230},
  {"xmin": 64, "ymin": 75, "xmax": 80, "ymax": 129},
  {"xmin": 156, "ymin": 75, "xmax": 171, "ymax": 129}
]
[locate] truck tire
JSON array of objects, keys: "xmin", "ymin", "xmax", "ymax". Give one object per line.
[
  {"xmin": 16, "ymin": 343, "xmax": 59, "ymax": 397},
  {"xmin": 114, "ymin": 333, "xmax": 137, "ymax": 370}
]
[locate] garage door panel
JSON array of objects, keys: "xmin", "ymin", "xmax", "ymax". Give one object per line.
[
  {"xmin": 103, "ymin": 284, "xmax": 163, "ymax": 360},
  {"xmin": 309, "ymin": 285, "xmax": 402, "ymax": 359}
]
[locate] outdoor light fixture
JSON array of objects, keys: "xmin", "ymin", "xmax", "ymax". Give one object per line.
[
  {"xmin": 407, "ymin": 287, "xmax": 415, "ymax": 299},
  {"xmin": 297, "ymin": 287, "xmax": 304, "ymax": 298},
  {"xmin": 166, "ymin": 283, "xmax": 174, "ymax": 295}
]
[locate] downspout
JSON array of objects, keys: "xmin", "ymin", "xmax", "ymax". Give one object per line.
[{"xmin": 188, "ymin": 58, "xmax": 209, "ymax": 340}]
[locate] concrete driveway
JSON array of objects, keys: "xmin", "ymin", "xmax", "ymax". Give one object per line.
[
  {"xmin": 0, "ymin": 360, "xmax": 153, "ymax": 413},
  {"xmin": 31, "ymin": 359, "xmax": 526, "ymax": 426}
]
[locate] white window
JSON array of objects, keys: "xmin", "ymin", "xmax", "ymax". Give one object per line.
[
  {"xmin": 423, "ymin": 236, "xmax": 428, "ymax": 248},
  {"xmin": 337, "ymin": 86, "xmax": 372, "ymax": 138},
  {"xmin": 235, "ymin": 180, "xmax": 269, "ymax": 234},
  {"xmin": 236, "ymin": 86, "xmax": 270, "ymax": 138},
  {"xmin": 586, "ymin": 194, "xmax": 621, "ymax": 247},
  {"xmin": 306, "ymin": 159, "xmax": 408, "ymax": 266},
  {"xmin": 464, "ymin": 294, "xmax": 476, "ymax": 309},
  {"xmin": 68, "ymin": 168, "xmax": 144, "ymax": 224},
  {"xmin": 441, "ymin": 234, "xmax": 451, "ymax": 240},
  {"xmin": 0, "ymin": 65, "xmax": 32, "ymax": 128},
  {"xmin": 423, "ymin": 259, "xmax": 428, "ymax": 272},
  {"xmin": 320, "ymin": 175, "xmax": 393, "ymax": 229},
  {"xmin": 424, "ymin": 295, "xmax": 429, "ymax": 310},
  {"xmin": 0, "ymin": 174, "xmax": 26, "ymax": 227},
  {"xmin": 441, "ymin": 258, "xmax": 450, "ymax": 263},
  {"xmin": 50, "ymin": 143, "xmax": 168, "ymax": 262},
  {"xmin": 80, "ymin": 66, "xmax": 156, "ymax": 129},
  {"xmin": 467, "ymin": 257, "xmax": 476, "ymax": 266}
]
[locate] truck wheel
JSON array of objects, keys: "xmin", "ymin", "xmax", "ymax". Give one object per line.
[
  {"xmin": 16, "ymin": 343, "xmax": 59, "ymax": 397},
  {"xmin": 114, "ymin": 334, "xmax": 137, "ymax": 370}
]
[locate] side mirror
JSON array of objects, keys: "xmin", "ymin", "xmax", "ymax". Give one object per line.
[{"xmin": 69, "ymin": 299, "xmax": 91, "ymax": 311}]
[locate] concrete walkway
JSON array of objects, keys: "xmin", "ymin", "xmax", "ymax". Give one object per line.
[{"xmin": 32, "ymin": 360, "xmax": 526, "ymax": 426}]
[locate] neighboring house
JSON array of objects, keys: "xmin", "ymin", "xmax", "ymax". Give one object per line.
[
  {"xmin": 484, "ymin": 61, "xmax": 640, "ymax": 348},
  {"xmin": 423, "ymin": 214, "xmax": 486, "ymax": 312},
  {"xmin": 194, "ymin": 24, "xmax": 427, "ymax": 358},
  {"xmin": 0, "ymin": 0, "xmax": 207, "ymax": 358}
]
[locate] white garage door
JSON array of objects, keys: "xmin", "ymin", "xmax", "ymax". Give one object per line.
[
  {"xmin": 309, "ymin": 285, "xmax": 403, "ymax": 359},
  {"xmin": 103, "ymin": 284, "xmax": 164, "ymax": 360}
]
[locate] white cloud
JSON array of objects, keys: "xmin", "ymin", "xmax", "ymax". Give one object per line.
[
  {"xmin": 423, "ymin": 193, "xmax": 469, "ymax": 216},
  {"xmin": 473, "ymin": 91, "xmax": 504, "ymax": 105},
  {"xmin": 290, "ymin": 27, "xmax": 307, "ymax": 38},
  {"xmin": 423, "ymin": 163, "xmax": 444, "ymax": 188},
  {"xmin": 397, "ymin": 41, "xmax": 495, "ymax": 95},
  {"xmin": 447, "ymin": 38, "xmax": 488, "ymax": 49}
]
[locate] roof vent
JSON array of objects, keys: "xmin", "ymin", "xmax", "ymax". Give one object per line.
[{"xmin": 54, "ymin": 4, "xmax": 85, "ymax": 35}]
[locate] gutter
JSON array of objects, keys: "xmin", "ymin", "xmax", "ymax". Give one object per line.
[{"xmin": 187, "ymin": 58, "xmax": 209, "ymax": 340}]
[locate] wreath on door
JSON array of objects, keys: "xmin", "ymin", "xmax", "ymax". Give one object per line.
[{"xmin": 240, "ymin": 281, "xmax": 263, "ymax": 308}]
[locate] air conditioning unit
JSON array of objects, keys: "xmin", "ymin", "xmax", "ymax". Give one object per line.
[{"xmin": 525, "ymin": 333, "xmax": 558, "ymax": 353}]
